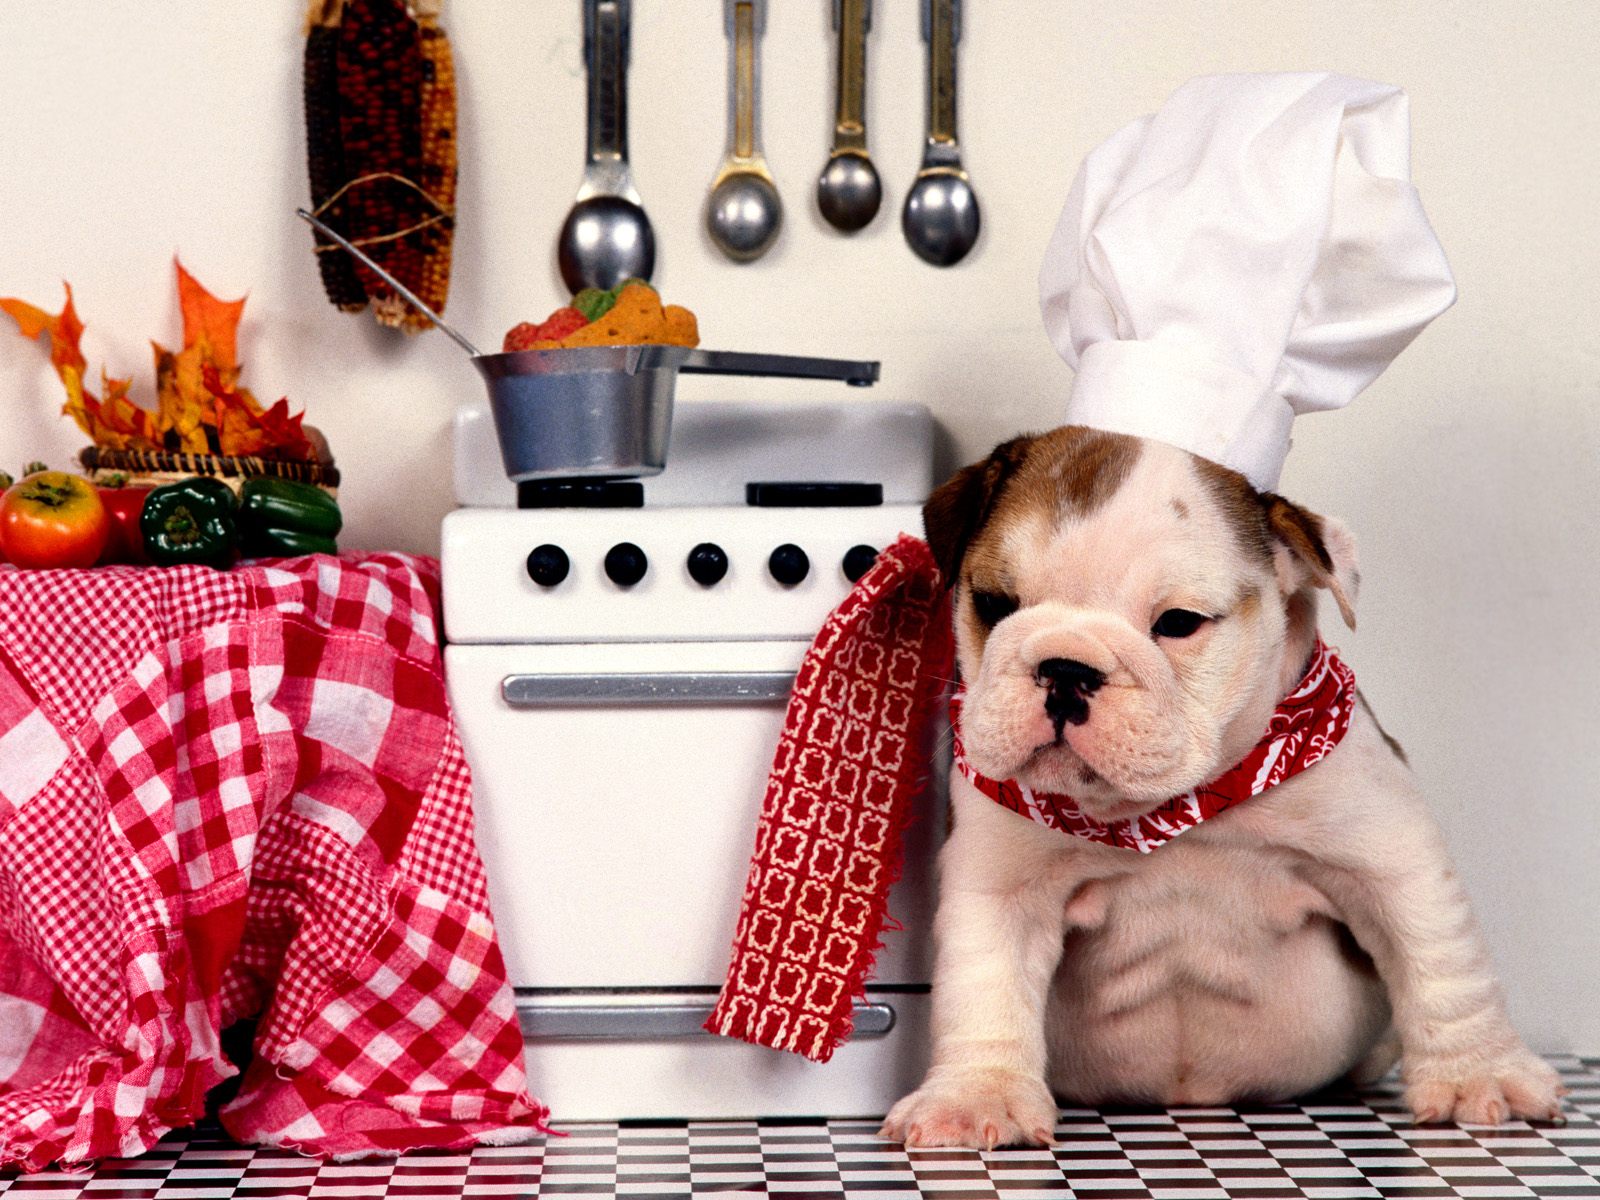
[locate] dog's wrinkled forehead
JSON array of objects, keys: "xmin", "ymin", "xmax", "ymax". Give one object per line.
[{"xmin": 924, "ymin": 427, "xmax": 1275, "ymax": 590}]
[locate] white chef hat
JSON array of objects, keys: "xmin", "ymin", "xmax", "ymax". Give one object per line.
[{"xmin": 1038, "ymin": 72, "xmax": 1457, "ymax": 492}]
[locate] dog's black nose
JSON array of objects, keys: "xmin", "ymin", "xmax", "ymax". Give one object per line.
[
  {"xmin": 1037, "ymin": 658, "xmax": 1104, "ymax": 732},
  {"xmin": 1037, "ymin": 658, "xmax": 1105, "ymax": 695}
]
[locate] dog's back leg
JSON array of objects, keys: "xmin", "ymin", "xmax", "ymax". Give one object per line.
[{"xmin": 1347, "ymin": 1026, "xmax": 1401, "ymax": 1087}]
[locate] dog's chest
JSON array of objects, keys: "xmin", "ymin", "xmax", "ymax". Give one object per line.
[{"xmin": 1058, "ymin": 836, "xmax": 1334, "ymax": 1010}]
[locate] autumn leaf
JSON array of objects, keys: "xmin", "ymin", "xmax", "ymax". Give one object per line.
[
  {"xmin": 153, "ymin": 340, "xmax": 209, "ymax": 452},
  {"xmin": 175, "ymin": 258, "xmax": 246, "ymax": 372},
  {"xmin": 6, "ymin": 264, "xmax": 312, "ymax": 460},
  {"xmin": 4, "ymin": 285, "xmax": 161, "ymax": 449},
  {"xmin": 1, "ymin": 285, "xmax": 88, "ymax": 378},
  {"xmin": 201, "ymin": 363, "xmax": 314, "ymax": 460},
  {"xmin": 90, "ymin": 370, "xmax": 161, "ymax": 450}
]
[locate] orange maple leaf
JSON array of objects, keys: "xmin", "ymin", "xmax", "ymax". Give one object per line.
[
  {"xmin": 201, "ymin": 364, "xmax": 314, "ymax": 460},
  {"xmin": 3, "ymin": 285, "xmax": 161, "ymax": 449},
  {"xmin": 1, "ymin": 285, "xmax": 88, "ymax": 379},
  {"xmin": 175, "ymin": 258, "xmax": 247, "ymax": 373},
  {"xmin": 5, "ymin": 264, "xmax": 311, "ymax": 460}
]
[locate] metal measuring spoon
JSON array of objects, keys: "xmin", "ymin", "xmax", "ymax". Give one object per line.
[
  {"xmin": 558, "ymin": 0, "xmax": 656, "ymax": 292},
  {"xmin": 902, "ymin": 0, "xmax": 979, "ymax": 266},
  {"xmin": 816, "ymin": 0, "xmax": 880, "ymax": 232},
  {"xmin": 706, "ymin": 0, "xmax": 781, "ymax": 262}
]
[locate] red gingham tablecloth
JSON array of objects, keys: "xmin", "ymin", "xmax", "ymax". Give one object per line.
[{"xmin": 0, "ymin": 554, "xmax": 546, "ymax": 1169}]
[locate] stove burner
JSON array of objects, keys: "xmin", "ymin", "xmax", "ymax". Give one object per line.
[
  {"xmin": 745, "ymin": 482, "xmax": 883, "ymax": 508},
  {"xmin": 518, "ymin": 479, "xmax": 645, "ymax": 509}
]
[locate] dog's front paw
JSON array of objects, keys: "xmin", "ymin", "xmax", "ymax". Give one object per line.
[
  {"xmin": 1405, "ymin": 1049, "xmax": 1566, "ymax": 1125},
  {"xmin": 880, "ymin": 1068, "xmax": 1058, "ymax": 1149}
]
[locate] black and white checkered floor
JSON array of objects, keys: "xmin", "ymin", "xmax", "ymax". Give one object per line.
[{"xmin": 3, "ymin": 1058, "xmax": 1596, "ymax": 1199}]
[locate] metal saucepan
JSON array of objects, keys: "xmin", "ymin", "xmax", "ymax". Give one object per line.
[
  {"xmin": 296, "ymin": 208, "xmax": 878, "ymax": 482},
  {"xmin": 478, "ymin": 344, "xmax": 875, "ymax": 481}
]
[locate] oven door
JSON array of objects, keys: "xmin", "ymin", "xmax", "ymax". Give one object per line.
[{"xmin": 445, "ymin": 640, "xmax": 941, "ymax": 991}]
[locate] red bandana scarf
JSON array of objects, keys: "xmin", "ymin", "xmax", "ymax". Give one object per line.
[
  {"xmin": 949, "ymin": 637, "xmax": 1354, "ymax": 853},
  {"xmin": 708, "ymin": 534, "xmax": 1355, "ymax": 1062}
]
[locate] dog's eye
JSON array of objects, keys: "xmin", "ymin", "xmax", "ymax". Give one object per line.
[
  {"xmin": 1152, "ymin": 608, "xmax": 1209, "ymax": 639},
  {"xmin": 971, "ymin": 590, "xmax": 1020, "ymax": 627}
]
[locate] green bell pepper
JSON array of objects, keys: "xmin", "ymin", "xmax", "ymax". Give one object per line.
[
  {"xmin": 242, "ymin": 526, "xmax": 339, "ymax": 558},
  {"xmin": 140, "ymin": 477, "xmax": 239, "ymax": 568},
  {"xmin": 239, "ymin": 478, "xmax": 341, "ymax": 559}
]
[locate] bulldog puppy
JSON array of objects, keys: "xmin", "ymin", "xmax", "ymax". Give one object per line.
[{"xmin": 882, "ymin": 426, "xmax": 1561, "ymax": 1149}]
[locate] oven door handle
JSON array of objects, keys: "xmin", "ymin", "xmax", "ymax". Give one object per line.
[
  {"xmin": 501, "ymin": 671, "xmax": 796, "ymax": 706},
  {"xmin": 516, "ymin": 999, "xmax": 896, "ymax": 1040}
]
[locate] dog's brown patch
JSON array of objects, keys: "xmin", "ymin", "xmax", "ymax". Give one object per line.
[
  {"xmin": 1192, "ymin": 458, "xmax": 1273, "ymax": 564},
  {"xmin": 1263, "ymin": 495, "xmax": 1334, "ymax": 575},
  {"xmin": 1037, "ymin": 426, "xmax": 1143, "ymax": 517},
  {"xmin": 922, "ymin": 434, "xmax": 1038, "ymax": 586},
  {"xmin": 1171, "ymin": 498, "xmax": 1189, "ymax": 520},
  {"xmin": 922, "ymin": 427, "xmax": 1141, "ymax": 589}
]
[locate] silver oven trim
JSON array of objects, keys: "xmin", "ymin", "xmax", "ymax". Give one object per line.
[
  {"xmin": 516, "ymin": 998, "xmax": 896, "ymax": 1040},
  {"xmin": 501, "ymin": 671, "xmax": 796, "ymax": 706}
]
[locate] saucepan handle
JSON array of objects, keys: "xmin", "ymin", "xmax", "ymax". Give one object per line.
[{"xmin": 678, "ymin": 349, "xmax": 879, "ymax": 386}]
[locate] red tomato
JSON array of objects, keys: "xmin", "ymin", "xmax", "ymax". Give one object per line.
[
  {"xmin": 97, "ymin": 485, "xmax": 154, "ymax": 565},
  {"xmin": 0, "ymin": 472, "xmax": 111, "ymax": 569}
]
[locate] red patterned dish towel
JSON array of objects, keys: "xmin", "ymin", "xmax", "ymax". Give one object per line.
[
  {"xmin": 706, "ymin": 535, "xmax": 950, "ymax": 1062},
  {"xmin": 0, "ymin": 554, "xmax": 546, "ymax": 1169}
]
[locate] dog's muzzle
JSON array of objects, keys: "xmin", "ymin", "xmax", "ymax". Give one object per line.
[{"xmin": 1037, "ymin": 657, "xmax": 1106, "ymax": 734}]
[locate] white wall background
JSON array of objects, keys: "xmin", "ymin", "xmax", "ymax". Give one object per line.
[{"xmin": 2, "ymin": 2, "xmax": 1596, "ymax": 1052}]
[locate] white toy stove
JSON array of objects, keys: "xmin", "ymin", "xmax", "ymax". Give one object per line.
[{"xmin": 442, "ymin": 396, "xmax": 941, "ymax": 1119}]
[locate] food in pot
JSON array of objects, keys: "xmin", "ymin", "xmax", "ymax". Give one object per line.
[
  {"xmin": 0, "ymin": 470, "xmax": 111, "ymax": 570},
  {"xmin": 500, "ymin": 280, "xmax": 700, "ymax": 353},
  {"xmin": 503, "ymin": 306, "xmax": 587, "ymax": 352}
]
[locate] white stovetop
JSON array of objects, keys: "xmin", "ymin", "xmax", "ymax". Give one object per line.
[{"xmin": 453, "ymin": 396, "xmax": 936, "ymax": 509}]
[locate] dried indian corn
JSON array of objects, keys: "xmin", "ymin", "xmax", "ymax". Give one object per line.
[
  {"xmin": 301, "ymin": 0, "xmax": 458, "ymax": 332},
  {"xmin": 304, "ymin": 2, "xmax": 367, "ymax": 311},
  {"xmin": 410, "ymin": 0, "xmax": 458, "ymax": 332}
]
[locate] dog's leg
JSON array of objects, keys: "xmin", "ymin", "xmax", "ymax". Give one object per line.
[
  {"xmin": 881, "ymin": 778, "xmax": 1075, "ymax": 1149},
  {"xmin": 1297, "ymin": 768, "xmax": 1564, "ymax": 1125}
]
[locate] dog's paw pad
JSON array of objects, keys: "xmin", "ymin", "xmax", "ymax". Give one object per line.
[
  {"xmin": 882, "ymin": 1071, "xmax": 1057, "ymax": 1149},
  {"xmin": 1406, "ymin": 1052, "xmax": 1566, "ymax": 1126}
]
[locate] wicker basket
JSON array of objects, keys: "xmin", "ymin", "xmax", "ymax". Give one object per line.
[{"xmin": 79, "ymin": 446, "xmax": 340, "ymax": 497}]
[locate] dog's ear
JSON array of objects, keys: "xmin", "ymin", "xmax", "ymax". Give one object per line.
[
  {"xmin": 922, "ymin": 435, "xmax": 1036, "ymax": 587},
  {"xmin": 1262, "ymin": 495, "xmax": 1359, "ymax": 630}
]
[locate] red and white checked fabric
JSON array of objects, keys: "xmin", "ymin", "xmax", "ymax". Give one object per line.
[
  {"xmin": 0, "ymin": 553, "xmax": 546, "ymax": 1170},
  {"xmin": 950, "ymin": 638, "xmax": 1356, "ymax": 853},
  {"xmin": 710, "ymin": 537, "xmax": 1356, "ymax": 1062}
]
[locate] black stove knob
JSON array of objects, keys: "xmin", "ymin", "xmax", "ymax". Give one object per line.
[
  {"xmin": 768, "ymin": 543, "xmax": 810, "ymax": 586},
  {"xmin": 842, "ymin": 544, "xmax": 879, "ymax": 583},
  {"xmin": 687, "ymin": 542, "xmax": 729, "ymax": 586},
  {"xmin": 526, "ymin": 543, "xmax": 570, "ymax": 588},
  {"xmin": 604, "ymin": 541, "xmax": 649, "ymax": 587}
]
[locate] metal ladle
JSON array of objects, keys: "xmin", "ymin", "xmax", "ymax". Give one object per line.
[
  {"xmin": 902, "ymin": 0, "xmax": 979, "ymax": 266},
  {"xmin": 557, "ymin": 0, "xmax": 656, "ymax": 292},
  {"xmin": 816, "ymin": 0, "xmax": 880, "ymax": 232},
  {"xmin": 706, "ymin": 0, "xmax": 782, "ymax": 262}
]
